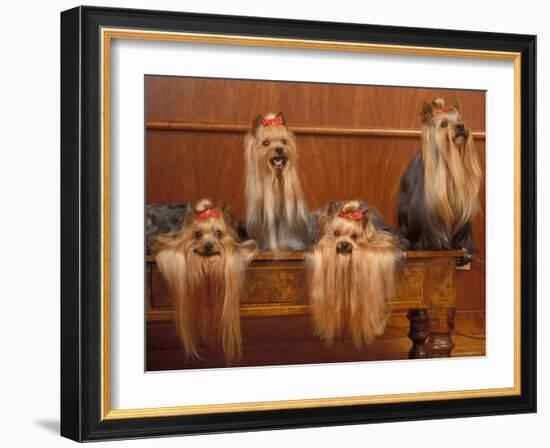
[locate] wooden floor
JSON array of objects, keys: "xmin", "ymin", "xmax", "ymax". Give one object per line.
[
  {"xmin": 146, "ymin": 313, "xmax": 485, "ymax": 371},
  {"xmin": 449, "ymin": 334, "xmax": 486, "ymax": 356}
]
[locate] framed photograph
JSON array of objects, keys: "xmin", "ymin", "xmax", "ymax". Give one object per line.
[{"xmin": 61, "ymin": 6, "xmax": 536, "ymax": 441}]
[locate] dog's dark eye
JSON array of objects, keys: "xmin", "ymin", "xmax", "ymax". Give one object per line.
[
  {"xmin": 281, "ymin": 139, "xmax": 287, "ymax": 145},
  {"xmin": 194, "ymin": 231, "xmax": 202, "ymax": 240},
  {"xmin": 441, "ymin": 121, "xmax": 448, "ymax": 128},
  {"xmin": 214, "ymin": 230, "xmax": 222, "ymax": 239},
  {"xmin": 333, "ymin": 231, "xmax": 340, "ymax": 237},
  {"xmin": 262, "ymin": 139, "xmax": 270, "ymax": 146},
  {"xmin": 351, "ymin": 234, "xmax": 358, "ymax": 240}
]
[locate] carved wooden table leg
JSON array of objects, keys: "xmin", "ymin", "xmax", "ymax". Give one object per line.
[
  {"xmin": 426, "ymin": 307, "xmax": 456, "ymax": 358},
  {"xmin": 407, "ymin": 308, "xmax": 429, "ymax": 359}
]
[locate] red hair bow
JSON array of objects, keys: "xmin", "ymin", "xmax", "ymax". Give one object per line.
[
  {"xmin": 196, "ymin": 209, "xmax": 221, "ymax": 221},
  {"xmin": 338, "ymin": 210, "xmax": 363, "ymax": 221},
  {"xmin": 262, "ymin": 115, "xmax": 284, "ymax": 127}
]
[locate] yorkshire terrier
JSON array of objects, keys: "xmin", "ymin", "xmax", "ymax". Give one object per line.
[
  {"xmin": 146, "ymin": 203, "xmax": 248, "ymax": 253},
  {"xmin": 397, "ymin": 98, "xmax": 482, "ymax": 252},
  {"xmin": 307, "ymin": 200, "xmax": 403, "ymax": 348},
  {"xmin": 151, "ymin": 199, "xmax": 257, "ymax": 365},
  {"xmin": 244, "ymin": 112, "xmax": 312, "ymax": 252}
]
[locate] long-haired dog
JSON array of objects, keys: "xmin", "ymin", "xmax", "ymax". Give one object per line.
[
  {"xmin": 244, "ymin": 113, "xmax": 312, "ymax": 252},
  {"xmin": 307, "ymin": 200, "xmax": 403, "ymax": 348},
  {"xmin": 397, "ymin": 98, "xmax": 482, "ymax": 252},
  {"xmin": 151, "ymin": 199, "xmax": 257, "ymax": 365}
]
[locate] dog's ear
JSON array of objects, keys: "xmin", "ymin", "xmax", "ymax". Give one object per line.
[
  {"xmin": 221, "ymin": 202, "xmax": 231, "ymax": 213},
  {"xmin": 421, "ymin": 101, "xmax": 434, "ymax": 123},
  {"xmin": 327, "ymin": 201, "xmax": 339, "ymax": 217},
  {"xmin": 251, "ymin": 114, "xmax": 264, "ymax": 133},
  {"xmin": 221, "ymin": 202, "xmax": 241, "ymax": 232},
  {"xmin": 312, "ymin": 213, "xmax": 329, "ymax": 243},
  {"xmin": 361, "ymin": 208, "xmax": 370, "ymax": 229},
  {"xmin": 276, "ymin": 112, "xmax": 286, "ymax": 125},
  {"xmin": 181, "ymin": 205, "xmax": 195, "ymax": 228},
  {"xmin": 184, "ymin": 201, "xmax": 196, "ymax": 220},
  {"xmin": 221, "ymin": 202, "xmax": 234, "ymax": 221},
  {"xmin": 453, "ymin": 99, "xmax": 462, "ymax": 112}
]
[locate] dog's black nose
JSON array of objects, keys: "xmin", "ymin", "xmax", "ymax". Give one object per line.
[
  {"xmin": 337, "ymin": 241, "xmax": 352, "ymax": 253},
  {"xmin": 204, "ymin": 242, "xmax": 213, "ymax": 252},
  {"xmin": 275, "ymin": 147, "xmax": 284, "ymax": 155},
  {"xmin": 456, "ymin": 122, "xmax": 464, "ymax": 130}
]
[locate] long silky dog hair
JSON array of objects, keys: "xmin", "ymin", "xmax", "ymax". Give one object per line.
[
  {"xmin": 244, "ymin": 112, "xmax": 312, "ymax": 252},
  {"xmin": 307, "ymin": 200, "xmax": 403, "ymax": 348},
  {"xmin": 151, "ymin": 199, "xmax": 257, "ymax": 365},
  {"xmin": 397, "ymin": 98, "xmax": 482, "ymax": 252}
]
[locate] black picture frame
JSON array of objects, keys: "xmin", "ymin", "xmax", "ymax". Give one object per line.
[{"xmin": 61, "ymin": 5, "xmax": 536, "ymax": 442}]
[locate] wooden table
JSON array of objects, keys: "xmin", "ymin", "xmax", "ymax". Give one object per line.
[{"xmin": 146, "ymin": 249, "xmax": 464, "ymax": 363}]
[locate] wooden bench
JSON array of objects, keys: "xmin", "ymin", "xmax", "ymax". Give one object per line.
[{"xmin": 146, "ymin": 249, "xmax": 464, "ymax": 367}]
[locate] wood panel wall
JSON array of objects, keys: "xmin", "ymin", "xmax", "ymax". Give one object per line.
[{"xmin": 145, "ymin": 76, "xmax": 486, "ymax": 331}]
